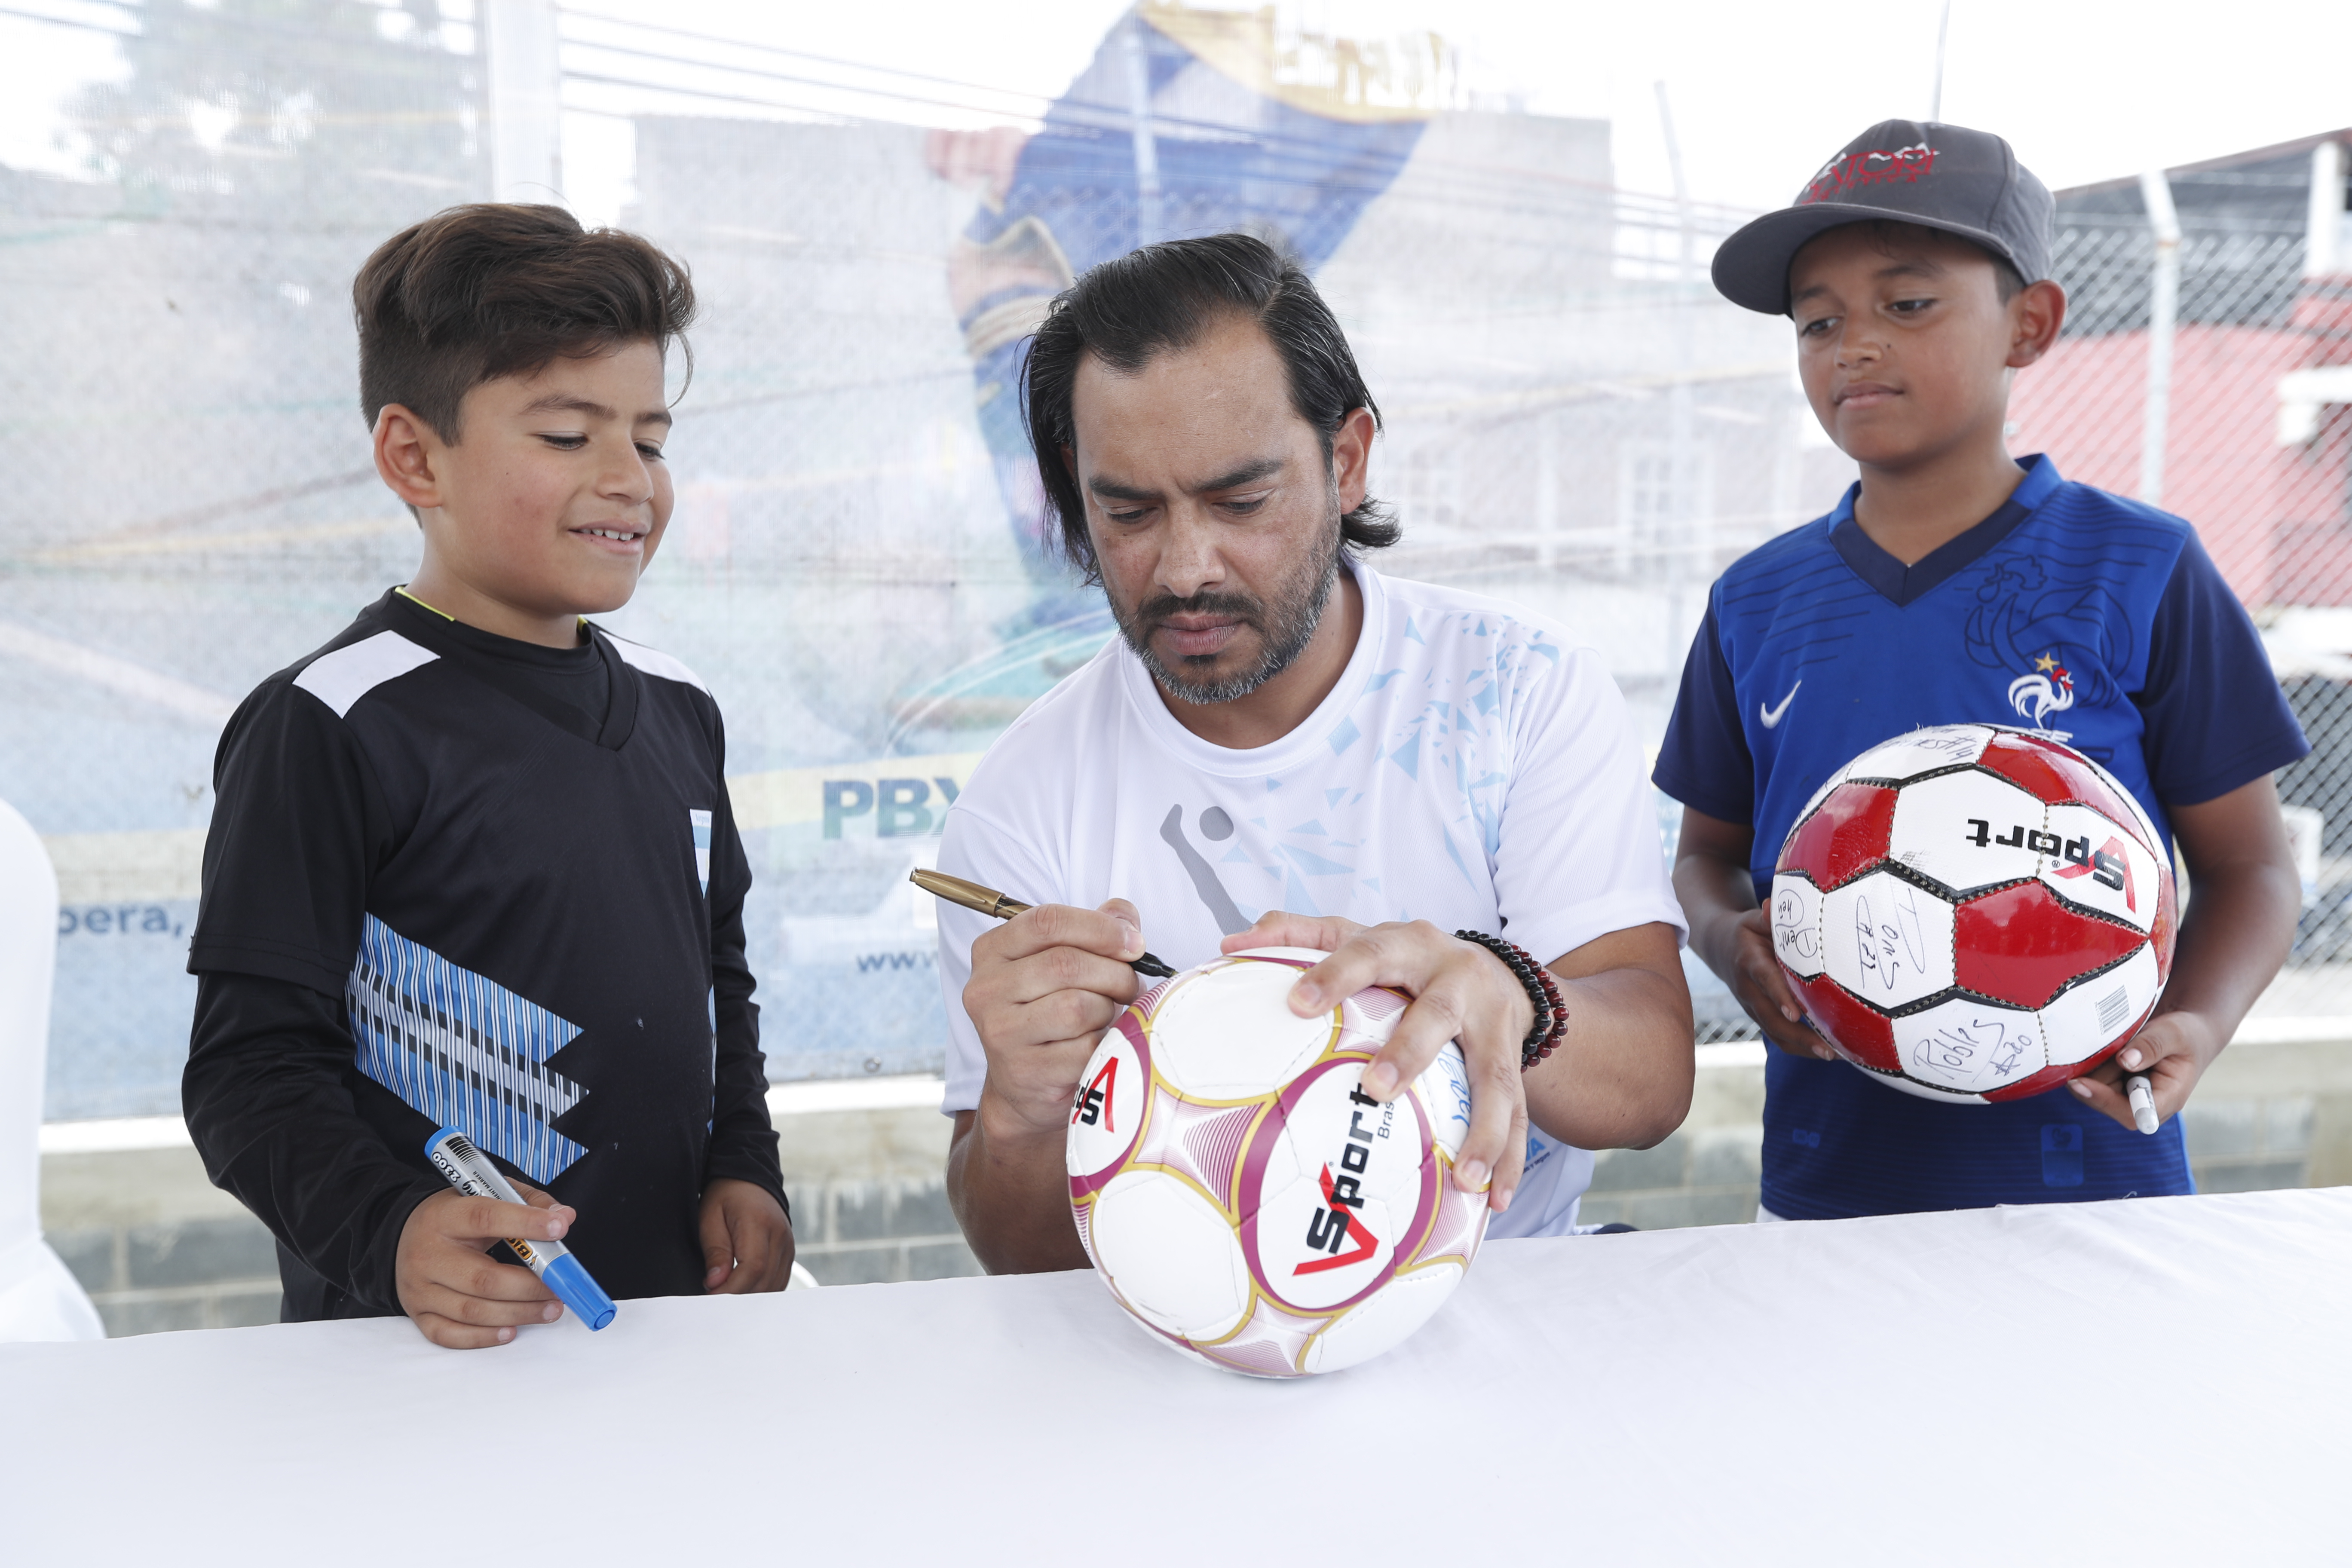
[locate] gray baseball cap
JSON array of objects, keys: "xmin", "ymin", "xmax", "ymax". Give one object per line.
[{"xmin": 1711, "ymin": 120, "xmax": 2053, "ymax": 315}]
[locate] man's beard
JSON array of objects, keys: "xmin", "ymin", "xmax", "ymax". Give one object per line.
[{"xmin": 1111, "ymin": 497, "xmax": 1343, "ymax": 707}]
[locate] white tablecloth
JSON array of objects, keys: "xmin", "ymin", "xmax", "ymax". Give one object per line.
[{"xmin": 5, "ymin": 1188, "xmax": 2348, "ymax": 1565}]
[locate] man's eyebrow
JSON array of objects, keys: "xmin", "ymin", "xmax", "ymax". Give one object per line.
[
  {"xmin": 1087, "ymin": 475, "xmax": 1159, "ymax": 503},
  {"xmin": 1194, "ymin": 456, "xmax": 1283, "ymax": 493},
  {"xmin": 1087, "ymin": 456, "xmax": 1284, "ymax": 505}
]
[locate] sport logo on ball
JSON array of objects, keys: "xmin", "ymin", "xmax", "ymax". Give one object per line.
[
  {"xmin": 1066, "ymin": 948, "xmax": 1488, "ymax": 1378},
  {"xmin": 1770, "ymin": 724, "xmax": 2177, "ymax": 1102}
]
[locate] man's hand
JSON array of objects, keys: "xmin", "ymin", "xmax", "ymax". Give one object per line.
[
  {"xmin": 948, "ymin": 898, "xmax": 1145, "ymax": 1273},
  {"xmin": 700, "ymin": 1178, "xmax": 794, "ymax": 1294},
  {"xmin": 1222, "ymin": 912, "xmax": 1531, "ymax": 1213},
  {"xmin": 395, "ymin": 1182, "xmax": 573, "ymax": 1350},
  {"xmin": 965, "ymin": 899, "xmax": 1145, "ymax": 1142}
]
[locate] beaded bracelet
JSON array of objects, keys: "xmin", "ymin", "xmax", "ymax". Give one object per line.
[{"xmin": 1454, "ymin": 930, "xmax": 1568, "ymax": 1071}]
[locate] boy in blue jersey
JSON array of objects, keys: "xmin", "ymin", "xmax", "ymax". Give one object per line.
[{"xmin": 1656, "ymin": 122, "xmax": 2309, "ymax": 1219}]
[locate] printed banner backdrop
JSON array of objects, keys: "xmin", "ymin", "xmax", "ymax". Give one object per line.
[
  {"xmin": 10, "ymin": 4, "xmax": 2346, "ymax": 1120},
  {"xmin": 1, "ymin": 2, "xmax": 1805, "ymax": 1119}
]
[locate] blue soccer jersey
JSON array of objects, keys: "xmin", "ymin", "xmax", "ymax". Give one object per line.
[{"xmin": 1654, "ymin": 455, "xmax": 2309, "ymax": 1218}]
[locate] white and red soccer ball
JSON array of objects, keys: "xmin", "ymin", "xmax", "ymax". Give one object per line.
[
  {"xmin": 1066, "ymin": 948, "xmax": 1487, "ymax": 1378},
  {"xmin": 1770, "ymin": 724, "xmax": 2177, "ymax": 1102}
]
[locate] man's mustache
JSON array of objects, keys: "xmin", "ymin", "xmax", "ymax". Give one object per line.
[{"xmin": 1134, "ymin": 591, "xmax": 1264, "ymax": 626}]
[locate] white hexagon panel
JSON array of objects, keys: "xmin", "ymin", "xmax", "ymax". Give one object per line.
[
  {"xmin": 2040, "ymin": 946, "xmax": 2163, "ymax": 1069},
  {"xmin": 1818, "ymin": 870, "xmax": 1957, "ymax": 1012},
  {"xmin": 1769, "ymin": 874, "xmax": 1826, "ymax": 979},
  {"xmin": 1886, "ymin": 767, "xmax": 2050, "ymax": 894},
  {"xmin": 1847, "ymin": 724, "xmax": 1994, "ymax": 784},
  {"xmin": 1889, "ymin": 995, "xmax": 2047, "ymax": 1096},
  {"xmin": 1146, "ymin": 957, "xmax": 1333, "ymax": 1100},
  {"xmin": 1088, "ymin": 1170, "xmax": 1251, "ymax": 1341},
  {"xmin": 2036, "ymin": 804, "xmax": 2162, "ymax": 936}
]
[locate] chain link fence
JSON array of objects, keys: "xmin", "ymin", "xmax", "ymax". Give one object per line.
[
  {"xmin": 1, "ymin": 0, "xmax": 2346, "ymax": 1108},
  {"xmin": 2009, "ymin": 191, "xmax": 2352, "ymax": 1022}
]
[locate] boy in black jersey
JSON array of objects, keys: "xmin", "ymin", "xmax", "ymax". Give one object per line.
[{"xmin": 185, "ymin": 205, "xmax": 792, "ymax": 1348}]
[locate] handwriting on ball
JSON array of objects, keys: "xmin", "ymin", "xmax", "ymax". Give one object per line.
[
  {"xmin": 1912, "ymin": 1014, "xmax": 2034, "ymax": 1084},
  {"xmin": 1851, "ymin": 886, "xmax": 1927, "ymax": 994},
  {"xmin": 1772, "ymin": 885, "xmax": 1818, "ymax": 961}
]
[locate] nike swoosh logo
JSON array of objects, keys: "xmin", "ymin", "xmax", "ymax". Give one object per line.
[{"xmin": 1759, "ymin": 680, "xmax": 1801, "ymax": 729}]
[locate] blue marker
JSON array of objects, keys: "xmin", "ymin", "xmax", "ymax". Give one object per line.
[{"xmin": 424, "ymin": 1127, "xmax": 617, "ymax": 1332}]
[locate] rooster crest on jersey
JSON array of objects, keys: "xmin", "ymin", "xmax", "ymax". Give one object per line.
[
  {"xmin": 2006, "ymin": 651, "xmax": 2076, "ymax": 732},
  {"xmin": 1066, "ymin": 948, "xmax": 1488, "ymax": 1378},
  {"xmin": 1768, "ymin": 724, "xmax": 2177, "ymax": 1104}
]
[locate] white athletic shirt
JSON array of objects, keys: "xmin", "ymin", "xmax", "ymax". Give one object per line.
[{"xmin": 933, "ymin": 560, "xmax": 1686, "ymax": 1238}]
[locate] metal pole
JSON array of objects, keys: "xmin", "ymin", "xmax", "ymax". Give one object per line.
[
  {"xmin": 483, "ymin": 0, "xmax": 562, "ymax": 202},
  {"xmin": 2138, "ymin": 168, "xmax": 2180, "ymax": 508},
  {"xmin": 1655, "ymin": 80, "xmax": 1698, "ymax": 654},
  {"xmin": 1124, "ymin": 20, "xmax": 1163, "ymax": 247},
  {"xmin": 2308, "ymin": 139, "xmax": 2346, "ymax": 279},
  {"xmin": 1930, "ymin": 0, "xmax": 1951, "ymax": 122},
  {"xmin": 1655, "ymin": 81, "xmax": 1694, "ymax": 286}
]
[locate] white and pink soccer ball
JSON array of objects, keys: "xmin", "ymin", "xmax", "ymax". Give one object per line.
[
  {"xmin": 1771, "ymin": 723, "xmax": 2177, "ymax": 1102},
  {"xmin": 1066, "ymin": 948, "xmax": 1488, "ymax": 1378}
]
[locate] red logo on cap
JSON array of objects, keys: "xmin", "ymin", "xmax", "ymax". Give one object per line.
[{"xmin": 1799, "ymin": 142, "xmax": 1937, "ymax": 205}]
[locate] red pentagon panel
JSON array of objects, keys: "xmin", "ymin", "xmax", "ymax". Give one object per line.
[
  {"xmin": 1981, "ymin": 733, "xmax": 2149, "ymax": 845},
  {"xmin": 1776, "ymin": 782, "xmax": 1898, "ymax": 888},
  {"xmin": 1954, "ymin": 882, "xmax": 2147, "ymax": 1009},
  {"xmin": 1786, "ymin": 971, "xmax": 1899, "ymax": 1071},
  {"xmin": 1971, "ymin": 734, "xmax": 2075, "ymax": 806},
  {"xmin": 2149, "ymin": 854, "xmax": 2180, "ymax": 975}
]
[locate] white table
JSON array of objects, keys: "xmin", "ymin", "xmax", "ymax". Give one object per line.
[{"xmin": 5, "ymin": 1188, "xmax": 2348, "ymax": 1565}]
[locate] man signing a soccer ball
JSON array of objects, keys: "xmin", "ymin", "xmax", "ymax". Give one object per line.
[{"xmin": 935, "ymin": 235, "xmax": 1697, "ymax": 1273}]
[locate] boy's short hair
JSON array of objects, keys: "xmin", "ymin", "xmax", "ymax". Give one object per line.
[{"xmin": 354, "ymin": 204, "xmax": 696, "ymax": 441}]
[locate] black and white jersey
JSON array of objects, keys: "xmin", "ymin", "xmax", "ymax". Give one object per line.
[{"xmin": 185, "ymin": 589, "xmax": 782, "ymax": 1317}]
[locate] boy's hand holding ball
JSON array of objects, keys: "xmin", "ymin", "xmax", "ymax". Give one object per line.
[
  {"xmin": 1723, "ymin": 907, "xmax": 1837, "ymax": 1062},
  {"xmin": 2069, "ymin": 1010, "xmax": 2220, "ymax": 1133}
]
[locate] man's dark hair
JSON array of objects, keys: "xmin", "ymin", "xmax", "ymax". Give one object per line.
[
  {"xmin": 1023, "ymin": 232, "xmax": 1400, "ymax": 582},
  {"xmin": 354, "ymin": 203, "xmax": 696, "ymax": 440}
]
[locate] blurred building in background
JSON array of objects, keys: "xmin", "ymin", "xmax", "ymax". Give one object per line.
[
  {"xmin": 3, "ymin": 0, "xmax": 2349, "ymax": 1118},
  {"xmin": 2009, "ymin": 131, "xmax": 2352, "ymax": 975}
]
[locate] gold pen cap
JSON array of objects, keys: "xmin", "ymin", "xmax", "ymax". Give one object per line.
[{"xmin": 909, "ymin": 869, "xmax": 1028, "ymax": 922}]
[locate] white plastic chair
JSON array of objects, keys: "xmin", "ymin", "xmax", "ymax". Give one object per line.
[{"xmin": 0, "ymin": 798, "xmax": 104, "ymax": 1341}]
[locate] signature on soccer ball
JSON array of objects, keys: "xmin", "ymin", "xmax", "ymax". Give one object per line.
[
  {"xmin": 1850, "ymin": 885, "xmax": 1928, "ymax": 995},
  {"xmin": 1772, "ymin": 885, "xmax": 1820, "ymax": 962},
  {"xmin": 1914, "ymin": 1016, "xmax": 2033, "ymax": 1083}
]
